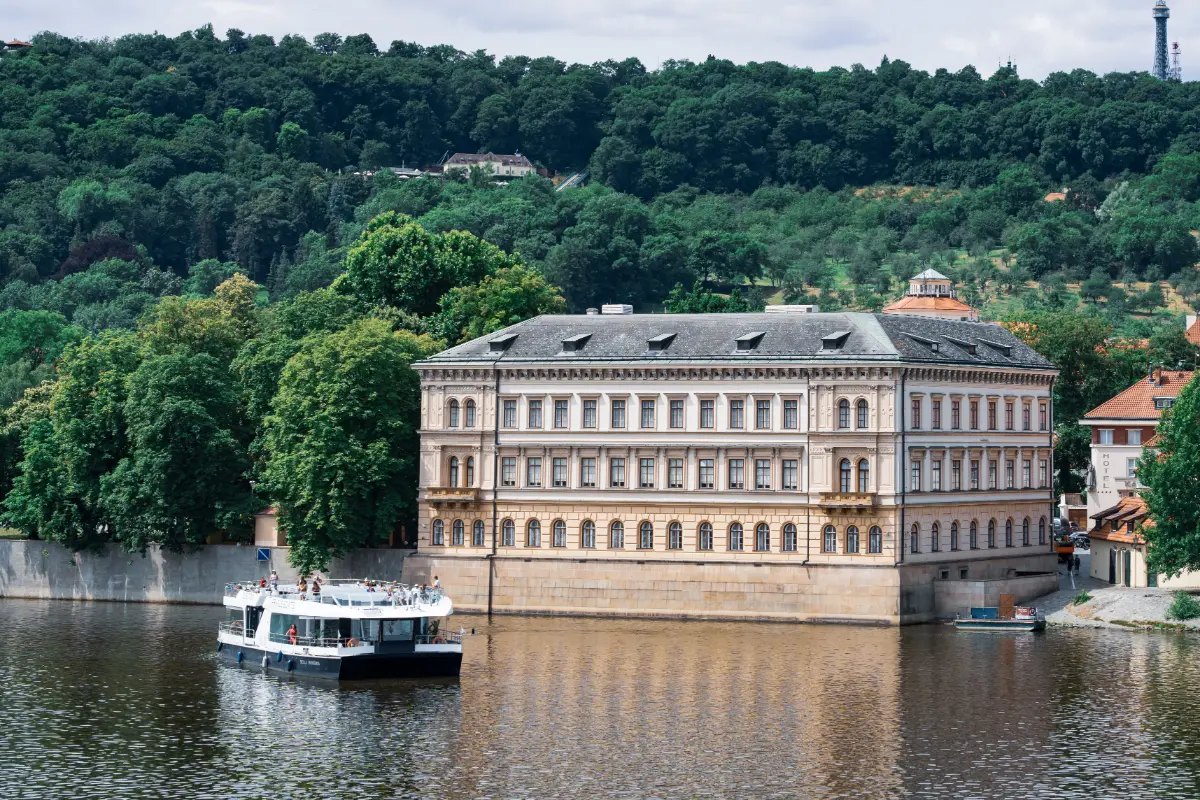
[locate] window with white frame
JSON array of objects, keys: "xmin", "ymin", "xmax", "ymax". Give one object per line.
[
  {"xmin": 1039, "ymin": 403, "xmax": 1048, "ymax": 430},
  {"xmin": 582, "ymin": 520, "xmax": 596, "ymax": 548},
  {"xmin": 526, "ymin": 519, "xmax": 541, "ymax": 547},
  {"xmin": 583, "ymin": 399, "xmax": 597, "ymax": 428},
  {"xmin": 552, "ymin": 458, "xmax": 568, "ymax": 488},
  {"xmin": 1127, "ymin": 457, "xmax": 1138, "ymax": 478},
  {"xmin": 1005, "ymin": 460, "xmax": 1014, "ymax": 489},
  {"xmin": 857, "ymin": 399, "xmax": 869, "ymax": 429},
  {"xmin": 988, "ymin": 460, "xmax": 997, "ymax": 490},
  {"xmin": 432, "ymin": 519, "xmax": 444, "ymax": 545},
  {"xmin": 1022, "ymin": 403, "xmax": 1031, "ymax": 431},
  {"xmin": 553, "ymin": 520, "xmax": 567, "ymax": 547},
  {"xmin": 756, "ymin": 399, "xmax": 771, "ymax": 429},
  {"xmin": 728, "ymin": 459, "xmax": 745, "ymax": 490},
  {"xmin": 640, "ymin": 398, "xmax": 656, "ymax": 429},
  {"xmin": 838, "ymin": 399, "xmax": 851, "ymax": 429},
  {"xmin": 932, "ymin": 461, "xmax": 942, "ymax": 491},
  {"xmin": 783, "ymin": 460, "xmax": 798, "ymax": 491},
  {"xmin": 932, "ymin": 398, "xmax": 942, "ymax": 430},
  {"xmin": 1099, "ymin": 429, "xmax": 1113, "ymax": 445},
  {"xmin": 554, "ymin": 399, "xmax": 568, "ymax": 429},
  {"xmin": 857, "ymin": 459, "xmax": 870, "ymax": 493},
  {"xmin": 639, "ymin": 521, "xmax": 653, "ymax": 549},
  {"xmin": 609, "ymin": 521, "xmax": 624, "ymax": 549},
  {"xmin": 910, "ymin": 460, "xmax": 922, "ymax": 492},
  {"xmin": 1127, "ymin": 429, "xmax": 1142, "ymax": 446},
  {"xmin": 950, "ymin": 522, "xmax": 959, "ymax": 551},
  {"xmin": 611, "ymin": 399, "xmax": 626, "ymax": 428},
  {"xmin": 503, "ymin": 400, "xmax": 517, "ymax": 428},
  {"xmin": 448, "ymin": 400, "xmax": 460, "ymax": 428},
  {"xmin": 698, "ymin": 522, "xmax": 713, "ymax": 551},
  {"xmin": 970, "ymin": 521, "xmax": 978, "ymax": 549},
  {"xmin": 823, "ymin": 525, "xmax": 837, "ymax": 553},
  {"xmin": 698, "ymin": 459, "xmax": 715, "ymax": 489},
  {"xmin": 1039, "ymin": 461, "xmax": 1048, "ymax": 488},
  {"xmin": 755, "ymin": 523, "xmax": 770, "ymax": 552},
  {"xmin": 755, "ymin": 459, "xmax": 771, "ymax": 490},
  {"xmin": 668, "ymin": 458, "xmax": 684, "ymax": 489},
  {"xmin": 970, "ymin": 460, "xmax": 980, "ymax": 490},
  {"xmin": 502, "ymin": 519, "xmax": 515, "ymax": 547},
  {"xmin": 528, "ymin": 399, "xmax": 543, "ymax": 429},
  {"xmin": 639, "ymin": 458, "xmax": 655, "ymax": 488},
  {"xmin": 909, "ymin": 522, "xmax": 920, "ymax": 554},
  {"xmin": 869, "ymin": 526, "xmax": 883, "ymax": 554},
  {"xmin": 581, "ymin": 458, "xmax": 596, "ymax": 488},
  {"xmin": 930, "ymin": 522, "xmax": 940, "ymax": 552},
  {"xmin": 472, "ymin": 520, "xmax": 485, "ymax": 547},
  {"xmin": 846, "ymin": 525, "xmax": 860, "ymax": 554},
  {"xmin": 784, "ymin": 399, "xmax": 798, "ymax": 429},
  {"xmin": 465, "ymin": 400, "xmax": 476, "ymax": 428},
  {"xmin": 700, "ymin": 399, "xmax": 715, "ymax": 429},
  {"xmin": 609, "ymin": 458, "xmax": 626, "ymax": 488},
  {"xmin": 729, "ymin": 399, "xmax": 744, "ymax": 429},
  {"xmin": 840, "ymin": 459, "xmax": 853, "ymax": 493},
  {"xmin": 951, "ymin": 460, "xmax": 962, "ymax": 490},
  {"xmin": 728, "ymin": 522, "xmax": 744, "ymax": 551},
  {"xmin": 453, "ymin": 519, "xmax": 464, "ymax": 546},
  {"xmin": 951, "ymin": 399, "xmax": 961, "ymax": 429},
  {"xmin": 783, "ymin": 523, "xmax": 798, "ymax": 552},
  {"xmin": 670, "ymin": 399, "xmax": 684, "ymax": 429},
  {"xmin": 669, "ymin": 522, "xmax": 683, "ymax": 550},
  {"xmin": 526, "ymin": 457, "xmax": 542, "ymax": 487},
  {"xmin": 1022, "ymin": 460, "xmax": 1031, "ymax": 488},
  {"xmin": 501, "ymin": 457, "xmax": 516, "ymax": 487}
]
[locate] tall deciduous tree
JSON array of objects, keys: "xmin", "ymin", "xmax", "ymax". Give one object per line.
[
  {"xmin": 261, "ymin": 318, "xmax": 438, "ymax": 572},
  {"xmin": 432, "ymin": 264, "xmax": 565, "ymax": 345},
  {"xmin": 1140, "ymin": 375, "xmax": 1200, "ymax": 578}
]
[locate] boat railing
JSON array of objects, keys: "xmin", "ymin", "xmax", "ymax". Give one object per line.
[
  {"xmin": 218, "ymin": 622, "xmax": 257, "ymax": 638},
  {"xmin": 414, "ymin": 631, "xmax": 463, "ymax": 645},
  {"xmin": 266, "ymin": 632, "xmax": 372, "ymax": 649}
]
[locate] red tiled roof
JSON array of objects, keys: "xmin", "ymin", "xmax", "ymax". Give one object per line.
[
  {"xmin": 1084, "ymin": 370, "xmax": 1194, "ymax": 420},
  {"xmin": 1090, "ymin": 495, "xmax": 1150, "ymax": 543},
  {"xmin": 881, "ymin": 295, "xmax": 976, "ymax": 314},
  {"xmin": 1186, "ymin": 317, "xmax": 1200, "ymax": 346}
]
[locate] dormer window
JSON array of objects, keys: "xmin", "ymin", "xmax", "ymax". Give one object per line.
[
  {"xmin": 489, "ymin": 333, "xmax": 518, "ymax": 352},
  {"xmin": 977, "ymin": 339, "xmax": 1012, "ymax": 357},
  {"xmin": 561, "ymin": 333, "xmax": 591, "ymax": 353},
  {"xmin": 906, "ymin": 334, "xmax": 939, "ymax": 353},
  {"xmin": 735, "ymin": 332, "xmax": 765, "ymax": 352},
  {"xmin": 1154, "ymin": 397, "xmax": 1175, "ymax": 410},
  {"xmin": 821, "ymin": 331, "xmax": 851, "ymax": 351},
  {"xmin": 647, "ymin": 333, "xmax": 676, "ymax": 352},
  {"xmin": 943, "ymin": 335, "xmax": 977, "ymax": 355}
]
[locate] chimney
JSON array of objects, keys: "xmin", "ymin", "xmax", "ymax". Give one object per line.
[{"xmin": 1154, "ymin": 365, "xmax": 1164, "ymax": 386}]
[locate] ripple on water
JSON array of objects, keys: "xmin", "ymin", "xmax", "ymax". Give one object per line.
[{"xmin": 2, "ymin": 602, "xmax": 1200, "ymax": 799}]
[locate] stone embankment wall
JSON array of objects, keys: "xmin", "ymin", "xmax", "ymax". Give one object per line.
[
  {"xmin": 932, "ymin": 572, "xmax": 1060, "ymax": 619},
  {"xmin": 0, "ymin": 540, "xmax": 411, "ymax": 606}
]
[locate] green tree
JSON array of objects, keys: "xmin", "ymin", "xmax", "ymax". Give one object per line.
[
  {"xmin": 261, "ymin": 318, "xmax": 439, "ymax": 573},
  {"xmin": 664, "ymin": 284, "xmax": 761, "ymax": 313},
  {"xmin": 1140, "ymin": 375, "xmax": 1200, "ymax": 578},
  {"xmin": 432, "ymin": 264, "xmax": 565, "ymax": 345}
]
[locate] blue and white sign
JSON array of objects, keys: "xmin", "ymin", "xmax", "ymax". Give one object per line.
[{"xmin": 256, "ymin": 547, "xmax": 270, "ymax": 562}]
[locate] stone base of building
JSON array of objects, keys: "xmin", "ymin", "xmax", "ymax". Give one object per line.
[{"xmin": 404, "ymin": 552, "xmax": 1059, "ymax": 625}]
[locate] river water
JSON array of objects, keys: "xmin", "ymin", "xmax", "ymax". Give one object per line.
[{"xmin": 3, "ymin": 600, "xmax": 1200, "ymax": 800}]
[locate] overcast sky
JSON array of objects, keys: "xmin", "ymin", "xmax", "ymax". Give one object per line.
[{"xmin": 5, "ymin": 0, "xmax": 1196, "ymax": 80}]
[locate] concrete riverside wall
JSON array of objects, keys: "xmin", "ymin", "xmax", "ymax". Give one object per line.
[
  {"xmin": 932, "ymin": 572, "xmax": 1059, "ymax": 620},
  {"xmin": 899, "ymin": 553, "xmax": 1059, "ymax": 623},
  {"xmin": 0, "ymin": 540, "xmax": 411, "ymax": 606},
  {"xmin": 404, "ymin": 551, "xmax": 1060, "ymax": 625}
]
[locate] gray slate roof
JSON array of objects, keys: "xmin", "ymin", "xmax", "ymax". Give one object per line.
[{"xmin": 420, "ymin": 312, "xmax": 1054, "ymax": 370}]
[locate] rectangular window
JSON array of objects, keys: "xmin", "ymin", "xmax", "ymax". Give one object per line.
[
  {"xmin": 784, "ymin": 525, "xmax": 798, "ymax": 552},
  {"xmin": 911, "ymin": 398, "xmax": 921, "ymax": 430},
  {"xmin": 951, "ymin": 400, "xmax": 961, "ymax": 430},
  {"xmin": 611, "ymin": 399, "xmax": 626, "ymax": 429},
  {"xmin": 526, "ymin": 457, "xmax": 542, "ymax": 487},
  {"xmin": 1005, "ymin": 401, "xmax": 1014, "ymax": 431},
  {"xmin": 698, "ymin": 459, "xmax": 715, "ymax": 489},
  {"xmin": 728, "ymin": 459, "xmax": 745, "ymax": 490},
  {"xmin": 729, "ymin": 399, "xmax": 744, "ymax": 429},
  {"xmin": 970, "ymin": 459, "xmax": 980, "ymax": 490},
  {"xmin": 1127, "ymin": 457, "xmax": 1138, "ymax": 478},
  {"xmin": 932, "ymin": 399, "xmax": 942, "ymax": 430},
  {"xmin": 755, "ymin": 459, "xmax": 771, "ymax": 490},
  {"xmin": 970, "ymin": 400, "xmax": 979, "ymax": 430},
  {"xmin": 700, "ymin": 399, "xmax": 715, "ymax": 429},
  {"xmin": 552, "ymin": 457, "xmax": 567, "ymax": 487},
  {"xmin": 554, "ymin": 399, "xmax": 568, "ymax": 429},
  {"xmin": 987, "ymin": 400, "xmax": 997, "ymax": 430},
  {"xmin": 528, "ymin": 399, "xmax": 543, "ymax": 429},
  {"xmin": 640, "ymin": 398, "xmax": 655, "ymax": 429},
  {"xmin": 1022, "ymin": 459, "xmax": 1031, "ymax": 488},
  {"xmin": 501, "ymin": 457, "xmax": 516, "ymax": 487},
  {"xmin": 669, "ymin": 524, "xmax": 682, "ymax": 550},
  {"xmin": 1039, "ymin": 403, "xmax": 1048, "ymax": 431},
  {"xmin": 1022, "ymin": 404, "xmax": 1031, "ymax": 431},
  {"xmin": 951, "ymin": 459, "xmax": 962, "ymax": 490},
  {"xmin": 670, "ymin": 399, "xmax": 684, "ymax": 429},
  {"xmin": 783, "ymin": 460, "xmax": 798, "ymax": 490},
  {"xmin": 582, "ymin": 399, "xmax": 597, "ymax": 429},
  {"xmin": 756, "ymin": 399, "xmax": 771, "ymax": 430},
  {"xmin": 988, "ymin": 460, "xmax": 997, "ymax": 490},
  {"xmin": 580, "ymin": 458, "xmax": 596, "ymax": 488},
  {"xmin": 1039, "ymin": 461, "xmax": 1048, "ymax": 488},
  {"xmin": 1005, "ymin": 460, "xmax": 1014, "ymax": 489},
  {"xmin": 783, "ymin": 399, "xmax": 798, "ymax": 429},
  {"xmin": 932, "ymin": 461, "xmax": 942, "ymax": 491},
  {"xmin": 1127, "ymin": 429, "xmax": 1142, "ymax": 446},
  {"xmin": 1099, "ymin": 429, "xmax": 1113, "ymax": 445},
  {"xmin": 609, "ymin": 458, "xmax": 626, "ymax": 488},
  {"xmin": 639, "ymin": 458, "xmax": 655, "ymax": 488},
  {"xmin": 910, "ymin": 461, "xmax": 922, "ymax": 492},
  {"xmin": 668, "ymin": 458, "xmax": 684, "ymax": 489},
  {"xmin": 503, "ymin": 400, "xmax": 517, "ymax": 428}
]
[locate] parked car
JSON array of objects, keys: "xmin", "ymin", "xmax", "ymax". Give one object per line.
[{"xmin": 1068, "ymin": 531, "xmax": 1090, "ymax": 549}]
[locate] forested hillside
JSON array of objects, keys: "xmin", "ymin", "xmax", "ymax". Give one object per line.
[{"xmin": 5, "ymin": 25, "xmax": 1200, "ymax": 563}]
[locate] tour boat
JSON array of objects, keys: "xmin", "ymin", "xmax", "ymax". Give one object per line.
[
  {"xmin": 954, "ymin": 606, "xmax": 1046, "ymax": 632},
  {"xmin": 217, "ymin": 579, "xmax": 463, "ymax": 679}
]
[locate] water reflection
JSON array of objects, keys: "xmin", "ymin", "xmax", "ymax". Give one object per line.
[{"xmin": 3, "ymin": 600, "xmax": 1200, "ymax": 799}]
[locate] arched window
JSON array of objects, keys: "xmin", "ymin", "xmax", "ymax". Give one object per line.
[
  {"xmin": 639, "ymin": 521, "xmax": 654, "ymax": 550},
  {"xmin": 857, "ymin": 399, "xmax": 869, "ymax": 429},
  {"xmin": 857, "ymin": 459, "xmax": 870, "ymax": 493},
  {"xmin": 448, "ymin": 456, "xmax": 459, "ymax": 487},
  {"xmin": 452, "ymin": 519, "xmax": 464, "ymax": 546},
  {"xmin": 610, "ymin": 521, "xmax": 624, "ymax": 549},
  {"xmin": 755, "ymin": 523, "xmax": 770, "ymax": 552},
  {"xmin": 910, "ymin": 522, "xmax": 920, "ymax": 554},
  {"xmin": 868, "ymin": 526, "xmax": 883, "ymax": 554},
  {"xmin": 448, "ymin": 399, "xmax": 460, "ymax": 428},
  {"xmin": 838, "ymin": 399, "xmax": 851, "ymax": 429},
  {"xmin": 472, "ymin": 520, "xmax": 485, "ymax": 547},
  {"xmin": 465, "ymin": 457, "xmax": 475, "ymax": 487},
  {"xmin": 464, "ymin": 399, "xmax": 476, "ymax": 428},
  {"xmin": 840, "ymin": 459, "xmax": 853, "ymax": 493},
  {"xmin": 987, "ymin": 519, "xmax": 996, "ymax": 548},
  {"xmin": 669, "ymin": 521, "xmax": 683, "ymax": 550},
  {"xmin": 931, "ymin": 522, "xmax": 940, "ymax": 552},
  {"xmin": 823, "ymin": 525, "xmax": 837, "ymax": 553},
  {"xmin": 846, "ymin": 525, "xmax": 860, "ymax": 554},
  {"xmin": 1022, "ymin": 518, "xmax": 1030, "ymax": 546},
  {"xmin": 527, "ymin": 519, "xmax": 541, "ymax": 547},
  {"xmin": 581, "ymin": 520, "xmax": 596, "ymax": 548},
  {"xmin": 698, "ymin": 522, "xmax": 714, "ymax": 551},
  {"xmin": 729, "ymin": 522, "xmax": 744, "ymax": 551},
  {"xmin": 502, "ymin": 518, "xmax": 515, "ymax": 547},
  {"xmin": 970, "ymin": 521, "xmax": 978, "ymax": 549},
  {"xmin": 950, "ymin": 522, "xmax": 959, "ymax": 551},
  {"xmin": 783, "ymin": 523, "xmax": 798, "ymax": 552},
  {"xmin": 1005, "ymin": 519, "xmax": 1013, "ymax": 547},
  {"xmin": 432, "ymin": 519, "xmax": 445, "ymax": 545},
  {"xmin": 553, "ymin": 519, "xmax": 567, "ymax": 547},
  {"xmin": 1039, "ymin": 517, "xmax": 1047, "ymax": 545}
]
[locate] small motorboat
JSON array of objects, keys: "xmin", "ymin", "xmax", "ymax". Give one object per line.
[{"xmin": 955, "ymin": 605, "xmax": 1045, "ymax": 632}]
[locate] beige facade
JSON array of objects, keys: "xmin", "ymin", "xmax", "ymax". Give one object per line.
[{"xmin": 410, "ymin": 312, "xmax": 1059, "ymax": 624}]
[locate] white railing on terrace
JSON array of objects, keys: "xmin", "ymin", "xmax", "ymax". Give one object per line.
[
  {"xmin": 224, "ymin": 582, "xmax": 445, "ymax": 608},
  {"xmin": 415, "ymin": 631, "xmax": 463, "ymax": 645}
]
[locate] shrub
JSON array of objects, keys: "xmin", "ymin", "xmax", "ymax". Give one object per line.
[
  {"xmin": 1073, "ymin": 590, "xmax": 1092, "ymax": 605},
  {"xmin": 1166, "ymin": 592, "xmax": 1200, "ymax": 621}
]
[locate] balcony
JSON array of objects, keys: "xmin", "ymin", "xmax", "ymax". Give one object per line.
[
  {"xmin": 818, "ymin": 492, "xmax": 877, "ymax": 510},
  {"xmin": 424, "ymin": 487, "xmax": 479, "ymax": 506}
]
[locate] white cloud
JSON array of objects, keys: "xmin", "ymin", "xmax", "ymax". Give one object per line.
[{"xmin": 4, "ymin": 0, "xmax": 1194, "ymax": 79}]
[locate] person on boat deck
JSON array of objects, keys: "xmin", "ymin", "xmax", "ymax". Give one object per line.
[
  {"xmin": 311, "ymin": 577, "xmax": 321, "ymax": 597},
  {"xmin": 287, "ymin": 624, "xmax": 297, "ymax": 645},
  {"xmin": 297, "ymin": 577, "xmax": 308, "ymax": 599},
  {"xmin": 433, "ymin": 576, "xmax": 441, "ymax": 591},
  {"xmin": 259, "ymin": 576, "xmax": 267, "ymax": 589},
  {"xmin": 269, "ymin": 571, "xmax": 279, "ymax": 592}
]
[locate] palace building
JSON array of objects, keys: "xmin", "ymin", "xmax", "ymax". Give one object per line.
[{"xmin": 403, "ymin": 307, "xmax": 1059, "ymax": 624}]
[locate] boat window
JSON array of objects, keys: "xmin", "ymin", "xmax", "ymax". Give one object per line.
[
  {"xmin": 382, "ymin": 619, "xmax": 413, "ymax": 641},
  {"xmin": 270, "ymin": 613, "xmax": 298, "ymax": 639},
  {"xmin": 353, "ymin": 619, "xmax": 380, "ymax": 641},
  {"xmin": 226, "ymin": 608, "xmax": 244, "ymax": 626}
]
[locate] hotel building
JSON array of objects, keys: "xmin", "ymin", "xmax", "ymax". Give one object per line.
[{"xmin": 404, "ymin": 307, "xmax": 1059, "ymax": 624}]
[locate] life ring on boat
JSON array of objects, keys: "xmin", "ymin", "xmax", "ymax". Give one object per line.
[
  {"xmin": 346, "ymin": 638, "xmax": 359, "ymax": 647},
  {"xmin": 432, "ymin": 636, "xmax": 446, "ymax": 644}
]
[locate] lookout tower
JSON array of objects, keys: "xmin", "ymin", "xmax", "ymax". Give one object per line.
[
  {"xmin": 882, "ymin": 269, "xmax": 978, "ymax": 322},
  {"xmin": 1154, "ymin": 1, "xmax": 1171, "ymax": 81}
]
